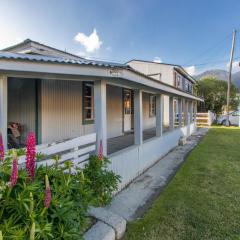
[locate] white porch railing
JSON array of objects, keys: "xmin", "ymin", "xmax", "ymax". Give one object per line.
[
  {"xmin": 109, "ymin": 122, "xmax": 197, "ymax": 190},
  {"xmin": 196, "ymin": 111, "xmax": 216, "ymax": 126},
  {"xmin": 18, "ymin": 133, "xmax": 96, "ymax": 169}
]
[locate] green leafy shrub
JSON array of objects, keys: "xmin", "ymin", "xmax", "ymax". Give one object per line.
[
  {"xmin": 0, "ymin": 133, "xmax": 121, "ymax": 239},
  {"xmin": 83, "ymin": 155, "xmax": 121, "ymax": 206},
  {"xmin": 0, "ymin": 150, "xmax": 92, "ymax": 239}
]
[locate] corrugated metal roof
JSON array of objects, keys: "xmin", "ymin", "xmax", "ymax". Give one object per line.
[
  {"xmin": 2, "ymin": 39, "xmax": 84, "ymax": 60},
  {"xmin": 0, "ymin": 51, "xmax": 127, "ymax": 68}
]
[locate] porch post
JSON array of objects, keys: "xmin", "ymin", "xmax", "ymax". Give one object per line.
[
  {"xmin": 184, "ymin": 100, "xmax": 189, "ymax": 125},
  {"xmin": 169, "ymin": 96, "xmax": 174, "ymax": 131},
  {"xmin": 194, "ymin": 101, "xmax": 198, "ymax": 123},
  {"xmin": 178, "ymin": 98, "xmax": 182, "ymax": 127},
  {"xmin": 189, "ymin": 101, "xmax": 193, "ymax": 123},
  {"xmin": 183, "ymin": 99, "xmax": 188, "ymax": 126},
  {"xmin": 0, "ymin": 75, "xmax": 7, "ymax": 149},
  {"xmin": 134, "ymin": 89, "xmax": 143, "ymax": 145},
  {"xmin": 156, "ymin": 94, "xmax": 163, "ymax": 137},
  {"xmin": 94, "ymin": 80, "xmax": 107, "ymax": 156}
]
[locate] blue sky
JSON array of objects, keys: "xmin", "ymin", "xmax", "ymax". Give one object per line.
[{"xmin": 1, "ymin": 0, "xmax": 240, "ymax": 74}]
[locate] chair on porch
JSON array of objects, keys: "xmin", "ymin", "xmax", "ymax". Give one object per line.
[{"xmin": 7, "ymin": 122, "xmax": 22, "ymax": 149}]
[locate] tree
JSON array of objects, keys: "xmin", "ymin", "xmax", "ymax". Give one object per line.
[{"xmin": 195, "ymin": 77, "xmax": 239, "ymax": 114}]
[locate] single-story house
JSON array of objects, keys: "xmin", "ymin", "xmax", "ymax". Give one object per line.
[{"xmin": 0, "ymin": 39, "xmax": 203, "ymax": 189}]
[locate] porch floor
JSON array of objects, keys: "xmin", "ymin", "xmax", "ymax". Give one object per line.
[{"xmin": 107, "ymin": 127, "xmax": 169, "ymax": 155}]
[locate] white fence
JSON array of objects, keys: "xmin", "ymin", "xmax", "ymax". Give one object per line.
[
  {"xmin": 196, "ymin": 111, "xmax": 216, "ymax": 126},
  {"xmin": 18, "ymin": 133, "xmax": 96, "ymax": 169},
  {"xmin": 109, "ymin": 122, "xmax": 197, "ymax": 190}
]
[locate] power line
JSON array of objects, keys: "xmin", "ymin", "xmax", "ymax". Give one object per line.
[
  {"xmin": 183, "ymin": 32, "xmax": 233, "ymax": 66},
  {"xmin": 79, "ymin": 30, "xmax": 240, "ymax": 68},
  {"xmin": 183, "ymin": 56, "xmax": 240, "ymax": 68}
]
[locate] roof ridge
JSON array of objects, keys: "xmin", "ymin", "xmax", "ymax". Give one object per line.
[
  {"xmin": 126, "ymin": 59, "xmax": 180, "ymax": 67},
  {"xmin": 2, "ymin": 38, "xmax": 84, "ymax": 60},
  {"xmin": 0, "ymin": 50, "xmax": 127, "ymax": 68},
  {"xmin": 127, "ymin": 59, "xmax": 196, "ymax": 82}
]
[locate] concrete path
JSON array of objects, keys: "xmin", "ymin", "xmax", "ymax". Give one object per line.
[{"xmin": 106, "ymin": 127, "xmax": 209, "ymax": 221}]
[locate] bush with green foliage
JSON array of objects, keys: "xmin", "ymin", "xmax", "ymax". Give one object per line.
[
  {"xmin": 0, "ymin": 151, "xmax": 92, "ymax": 239},
  {"xmin": 83, "ymin": 155, "xmax": 121, "ymax": 206},
  {"xmin": 0, "ymin": 135, "xmax": 121, "ymax": 239},
  {"xmin": 195, "ymin": 77, "xmax": 239, "ymax": 113}
]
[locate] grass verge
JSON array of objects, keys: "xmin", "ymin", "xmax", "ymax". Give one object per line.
[{"xmin": 124, "ymin": 127, "xmax": 240, "ymax": 240}]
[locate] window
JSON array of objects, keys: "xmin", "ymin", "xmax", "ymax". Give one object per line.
[
  {"xmin": 83, "ymin": 82, "xmax": 94, "ymax": 124},
  {"xmin": 174, "ymin": 72, "xmax": 177, "ymax": 87},
  {"xmin": 177, "ymin": 75, "xmax": 181, "ymax": 88},
  {"xmin": 185, "ymin": 79, "xmax": 188, "ymax": 91},
  {"xmin": 149, "ymin": 95, "xmax": 156, "ymax": 117},
  {"xmin": 188, "ymin": 83, "xmax": 192, "ymax": 93}
]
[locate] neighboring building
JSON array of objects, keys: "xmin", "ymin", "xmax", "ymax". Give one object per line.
[
  {"xmin": 128, "ymin": 60, "xmax": 196, "ymax": 126},
  {"xmin": 127, "ymin": 60, "xmax": 195, "ymax": 93},
  {"xmin": 0, "ymin": 39, "xmax": 202, "ymax": 189}
]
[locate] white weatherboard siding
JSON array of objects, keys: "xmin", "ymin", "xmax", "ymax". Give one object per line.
[
  {"xmin": 41, "ymin": 79, "xmax": 94, "ymax": 143},
  {"xmin": 40, "ymin": 80, "xmax": 160, "ymax": 143},
  {"xmin": 41, "ymin": 80, "xmax": 127, "ymax": 143},
  {"xmin": 128, "ymin": 61, "xmax": 174, "ymax": 85},
  {"xmin": 7, "ymin": 78, "xmax": 163, "ymax": 145},
  {"xmin": 109, "ymin": 122, "xmax": 197, "ymax": 190}
]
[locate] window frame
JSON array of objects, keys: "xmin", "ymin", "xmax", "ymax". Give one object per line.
[
  {"xmin": 149, "ymin": 95, "xmax": 157, "ymax": 117},
  {"xmin": 177, "ymin": 75, "xmax": 182, "ymax": 89},
  {"xmin": 174, "ymin": 72, "xmax": 177, "ymax": 87},
  {"xmin": 82, "ymin": 82, "xmax": 94, "ymax": 125}
]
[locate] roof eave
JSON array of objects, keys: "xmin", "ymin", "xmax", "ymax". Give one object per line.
[{"xmin": 0, "ymin": 58, "xmax": 203, "ymax": 102}]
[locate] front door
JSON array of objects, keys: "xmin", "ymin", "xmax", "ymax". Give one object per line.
[{"xmin": 123, "ymin": 89, "xmax": 132, "ymax": 132}]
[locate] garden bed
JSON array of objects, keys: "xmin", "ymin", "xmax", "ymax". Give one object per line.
[{"xmin": 0, "ymin": 133, "xmax": 120, "ymax": 239}]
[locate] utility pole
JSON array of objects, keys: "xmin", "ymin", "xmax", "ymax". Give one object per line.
[{"xmin": 226, "ymin": 29, "xmax": 236, "ymax": 126}]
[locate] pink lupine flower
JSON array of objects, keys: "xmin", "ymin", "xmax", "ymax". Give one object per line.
[
  {"xmin": 26, "ymin": 132, "xmax": 36, "ymax": 180},
  {"xmin": 44, "ymin": 175, "xmax": 51, "ymax": 208},
  {"xmin": 98, "ymin": 140, "xmax": 103, "ymax": 160},
  {"xmin": 0, "ymin": 133, "xmax": 4, "ymax": 161},
  {"xmin": 10, "ymin": 153, "xmax": 18, "ymax": 187}
]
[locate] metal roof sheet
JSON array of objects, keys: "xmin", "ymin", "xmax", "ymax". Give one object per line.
[{"xmin": 0, "ymin": 51, "xmax": 126, "ymax": 68}]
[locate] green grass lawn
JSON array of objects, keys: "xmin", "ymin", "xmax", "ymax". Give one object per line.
[{"xmin": 124, "ymin": 127, "xmax": 240, "ymax": 240}]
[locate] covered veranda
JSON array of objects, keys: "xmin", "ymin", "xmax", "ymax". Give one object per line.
[{"xmin": 0, "ymin": 52, "xmax": 202, "ymax": 188}]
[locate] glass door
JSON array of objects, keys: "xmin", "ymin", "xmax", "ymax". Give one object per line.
[{"xmin": 123, "ymin": 89, "xmax": 132, "ymax": 132}]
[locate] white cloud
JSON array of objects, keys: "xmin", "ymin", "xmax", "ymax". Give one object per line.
[
  {"xmin": 77, "ymin": 51, "xmax": 88, "ymax": 57},
  {"xmin": 153, "ymin": 57, "xmax": 162, "ymax": 63},
  {"xmin": 184, "ymin": 65, "xmax": 196, "ymax": 76},
  {"xmin": 227, "ymin": 61, "xmax": 239, "ymax": 72},
  {"xmin": 0, "ymin": 37, "xmax": 23, "ymax": 49},
  {"xmin": 74, "ymin": 28, "xmax": 102, "ymax": 53}
]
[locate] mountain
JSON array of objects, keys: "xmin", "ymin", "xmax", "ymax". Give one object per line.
[
  {"xmin": 195, "ymin": 69, "xmax": 229, "ymax": 81},
  {"xmin": 232, "ymin": 72, "xmax": 240, "ymax": 89},
  {"xmin": 195, "ymin": 69, "xmax": 240, "ymax": 90}
]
